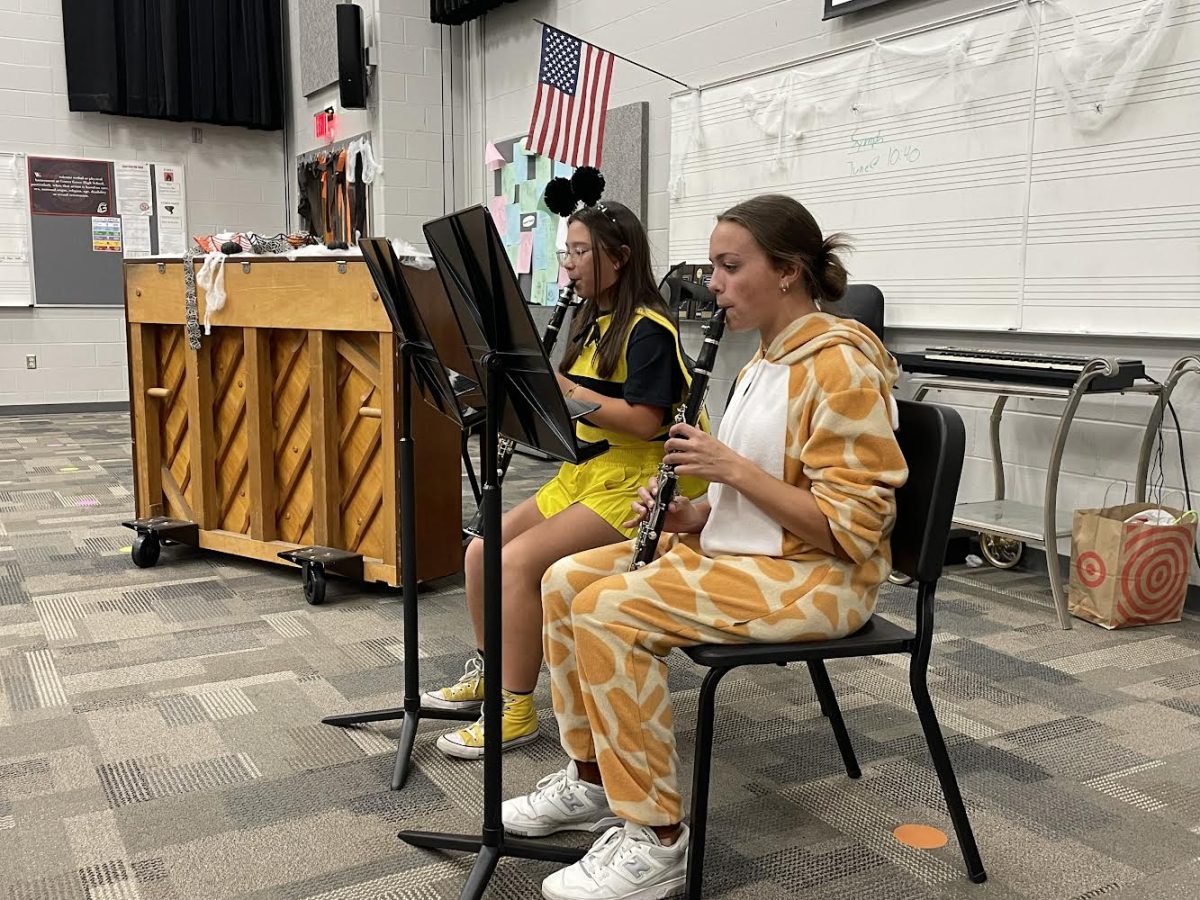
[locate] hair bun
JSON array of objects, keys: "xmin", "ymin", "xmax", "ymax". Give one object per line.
[
  {"xmin": 571, "ymin": 166, "xmax": 605, "ymax": 206},
  {"xmin": 816, "ymin": 233, "xmax": 850, "ymax": 303},
  {"xmin": 543, "ymin": 177, "xmax": 577, "ymax": 217}
]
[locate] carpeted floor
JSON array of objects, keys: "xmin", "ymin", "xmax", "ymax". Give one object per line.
[{"xmin": 2, "ymin": 412, "xmax": 1199, "ymax": 900}]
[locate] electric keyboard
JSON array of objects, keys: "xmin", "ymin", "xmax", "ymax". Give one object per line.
[{"xmin": 895, "ymin": 347, "xmax": 1145, "ymax": 391}]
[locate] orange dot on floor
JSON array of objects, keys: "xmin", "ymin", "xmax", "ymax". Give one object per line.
[{"xmin": 893, "ymin": 824, "xmax": 948, "ymax": 849}]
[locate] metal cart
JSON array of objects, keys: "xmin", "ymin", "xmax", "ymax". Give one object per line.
[{"xmin": 909, "ymin": 353, "xmax": 1200, "ymax": 629}]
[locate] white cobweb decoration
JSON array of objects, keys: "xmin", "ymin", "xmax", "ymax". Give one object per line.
[{"xmin": 1035, "ymin": 0, "xmax": 1181, "ymax": 133}]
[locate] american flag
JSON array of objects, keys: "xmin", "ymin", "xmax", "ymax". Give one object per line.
[{"xmin": 526, "ymin": 25, "xmax": 614, "ymax": 168}]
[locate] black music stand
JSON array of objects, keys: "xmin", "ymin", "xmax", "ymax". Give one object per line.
[
  {"xmin": 318, "ymin": 238, "xmax": 483, "ymax": 790},
  {"xmin": 398, "ymin": 206, "xmax": 608, "ymax": 899}
]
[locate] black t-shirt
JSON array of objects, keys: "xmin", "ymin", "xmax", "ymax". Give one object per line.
[{"xmin": 622, "ymin": 318, "xmax": 684, "ymax": 412}]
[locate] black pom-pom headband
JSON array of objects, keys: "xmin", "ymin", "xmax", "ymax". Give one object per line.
[{"xmin": 543, "ymin": 166, "xmax": 616, "ymax": 224}]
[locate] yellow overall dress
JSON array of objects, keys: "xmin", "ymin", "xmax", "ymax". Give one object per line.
[{"xmin": 534, "ymin": 306, "xmax": 709, "ymax": 538}]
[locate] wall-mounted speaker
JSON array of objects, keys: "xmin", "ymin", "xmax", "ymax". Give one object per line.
[{"xmin": 337, "ymin": 3, "xmax": 367, "ymax": 109}]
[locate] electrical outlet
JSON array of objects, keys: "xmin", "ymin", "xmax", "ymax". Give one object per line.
[{"xmin": 26, "ymin": 354, "xmax": 36, "ymax": 370}]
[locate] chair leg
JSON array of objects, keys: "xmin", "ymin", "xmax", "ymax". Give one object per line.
[
  {"xmin": 461, "ymin": 430, "xmax": 481, "ymax": 504},
  {"xmin": 807, "ymin": 661, "xmax": 860, "ymax": 779},
  {"xmin": 910, "ymin": 663, "xmax": 987, "ymax": 883},
  {"xmin": 685, "ymin": 666, "xmax": 729, "ymax": 900}
]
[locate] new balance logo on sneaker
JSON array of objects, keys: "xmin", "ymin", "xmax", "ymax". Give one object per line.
[
  {"xmin": 502, "ymin": 761, "xmax": 621, "ymax": 839},
  {"xmin": 540, "ymin": 821, "xmax": 690, "ymax": 900}
]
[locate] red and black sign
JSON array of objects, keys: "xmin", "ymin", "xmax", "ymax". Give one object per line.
[{"xmin": 28, "ymin": 156, "xmax": 114, "ymax": 216}]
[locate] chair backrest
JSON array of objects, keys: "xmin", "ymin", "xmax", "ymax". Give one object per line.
[
  {"xmin": 837, "ymin": 283, "xmax": 885, "ymax": 343},
  {"xmin": 723, "ymin": 283, "xmax": 887, "ymax": 412},
  {"xmin": 890, "ymin": 400, "xmax": 966, "ymax": 584}
]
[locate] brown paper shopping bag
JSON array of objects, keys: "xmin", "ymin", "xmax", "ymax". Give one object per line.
[{"xmin": 1068, "ymin": 503, "xmax": 1197, "ymax": 629}]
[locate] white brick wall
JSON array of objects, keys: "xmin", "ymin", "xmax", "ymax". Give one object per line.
[
  {"xmin": 0, "ymin": 1, "xmax": 286, "ymax": 408},
  {"xmin": 376, "ymin": 0, "xmax": 457, "ymax": 246},
  {"xmin": 471, "ymin": 0, "xmax": 1200, "ymax": 584}
]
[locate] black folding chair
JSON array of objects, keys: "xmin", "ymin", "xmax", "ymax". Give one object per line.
[
  {"xmin": 839, "ymin": 282, "xmax": 885, "ymax": 343},
  {"xmin": 680, "ymin": 400, "xmax": 986, "ymax": 897}
]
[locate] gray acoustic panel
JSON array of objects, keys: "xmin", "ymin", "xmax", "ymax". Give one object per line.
[
  {"xmin": 30, "ymin": 214, "xmax": 125, "ymax": 307},
  {"xmin": 299, "ymin": 0, "xmax": 340, "ymax": 97},
  {"xmin": 600, "ymin": 102, "xmax": 648, "ymax": 221}
]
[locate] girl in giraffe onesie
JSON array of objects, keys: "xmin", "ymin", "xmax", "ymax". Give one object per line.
[{"xmin": 502, "ymin": 194, "xmax": 909, "ymax": 900}]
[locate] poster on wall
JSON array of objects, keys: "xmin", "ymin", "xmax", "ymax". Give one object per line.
[
  {"xmin": 0, "ymin": 152, "xmax": 33, "ymax": 307},
  {"xmin": 115, "ymin": 161, "xmax": 153, "ymax": 217},
  {"xmin": 91, "ymin": 216, "xmax": 122, "ymax": 253},
  {"xmin": 28, "ymin": 156, "xmax": 114, "ymax": 216},
  {"xmin": 488, "ymin": 136, "xmax": 574, "ymax": 306},
  {"xmin": 154, "ymin": 165, "xmax": 187, "ymax": 256}
]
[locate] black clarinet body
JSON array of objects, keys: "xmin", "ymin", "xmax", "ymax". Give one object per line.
[
  {"xmin": 630, "ymin": 307, "xmax": 727, "ymax": 569},
  {"xmin": 464, "ymin": 282, "xmax": 579, "ymax": 538}
]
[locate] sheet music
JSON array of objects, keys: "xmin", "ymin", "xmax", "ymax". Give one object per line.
[
  {"xmin": 0, "ymin": 153, "xmax": 33, "ymax": 307},
  {"xmin": 670, "ymin": 0, "xmax": 1199, "ymax": 337}
]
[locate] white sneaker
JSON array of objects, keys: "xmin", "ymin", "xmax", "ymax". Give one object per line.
[
  {"xmin": 503, "ymin": 761, "xmax": 622, "ymax": 838},
  {"xmin": 541, "ymin": 821, "xmax": 689, "ymax": 900}
]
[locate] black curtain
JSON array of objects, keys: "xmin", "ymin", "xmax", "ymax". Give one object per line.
[
  {"xmin": 430, "ymin": 0, "xmax": 521, "ymax": 25},
  {"xmin": 62, "ymin": 0, "xmax": 284, "ymax": 131}
]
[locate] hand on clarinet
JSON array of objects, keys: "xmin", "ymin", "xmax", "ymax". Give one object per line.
[
  {"xmin": 662, "ymin": 423, "xmax": 746, "ymax": 486},
  {"xmin": 623, "ymin": 477, "xmax": 709, "ymax": 533}
]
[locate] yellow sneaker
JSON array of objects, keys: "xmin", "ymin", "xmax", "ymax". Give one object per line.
[
  {"xmin": 436, "ymin": 690, "xmax": 540, "ymax": 759},
  {"xmin": 421, "ymin": 655, "xmax": 485, "ymax": 711}
]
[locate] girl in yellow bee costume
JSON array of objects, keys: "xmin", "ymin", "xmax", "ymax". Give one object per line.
[{"xmin": 427, "ymin": 171, "xmax": 708, "ymax": 760}]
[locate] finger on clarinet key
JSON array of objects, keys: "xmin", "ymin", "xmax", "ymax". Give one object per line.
[{"xmin": 670, "ymin": 422, "xmax": 699, "ymax": 440}]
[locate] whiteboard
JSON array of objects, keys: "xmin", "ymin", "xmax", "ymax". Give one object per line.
[
  {"xmin": 669, "ymin": 0, "xmax": 1200, "ymax": 337},
  {"xmin": 0, "ymin": 153, "xmax": 33, "ymax": 307}
]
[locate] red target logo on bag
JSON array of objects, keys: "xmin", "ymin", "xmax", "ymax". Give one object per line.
[
  {"xmin": 1116, "ymin": 525, "xmax": 1193, "ymax": 623},
  {"xmin": 1075, "ymin": 551, "xmax": 1106, "ymax": 588}
]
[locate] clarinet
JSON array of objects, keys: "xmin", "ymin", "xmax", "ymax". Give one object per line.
[
  {"xmin": 631, "ymin": 307, "xmax": 727, "ymax": 569},
  {"xmin": 464, "ymin": 281, "xmax": 579, "ymax": 537}
]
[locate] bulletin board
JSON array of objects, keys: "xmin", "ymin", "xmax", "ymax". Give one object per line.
[
  {"xmin": 27, "ymin": 155, "xmax": 187, "ymax": 307},
  {"xmin": 487, "ymin": 136, "xmax": 575, "ymax": 307},
  {"xmin": 487, "ymin": 102, "xmax": 649, "ymax": 306}
]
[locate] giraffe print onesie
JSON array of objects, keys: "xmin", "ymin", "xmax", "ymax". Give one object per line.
[{"xmin": 541, "ymin": 312, "xmax": 909, "ymax": 826}]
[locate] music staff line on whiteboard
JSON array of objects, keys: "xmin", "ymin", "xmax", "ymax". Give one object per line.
[
  {"xmin": 687, "ymin": 56, "xmax": 1038, "ymax": 137},
  {"xmin": 680, "ymin": 95, "xmax": 1034, "ymax": 175},
  {"xmin": 1033, "ymin": 61, "xmax": 1200, "ymax": 117},
  {"xmin": 672, "ymin": 155, "xmax": 1029, "ymax": 214},
  {"xmin": 1029, "ymin": 135, "xmax": 1199, "ymax": 181}
]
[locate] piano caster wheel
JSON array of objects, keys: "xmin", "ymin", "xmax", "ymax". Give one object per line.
[
  {"xmin": 303, "ymin": 565, "xmax": 327, "ymax": 605},
  {"xmin": 887, "ymin": 570, "xmax": 914, "ymax": 586},
  {"xmin": 979, "ymin": 534, "xmax": 1024, "ymax": 570},
  {"xmin": 131, "ymin": 533, "xmax": 161, "ymax": 569}
]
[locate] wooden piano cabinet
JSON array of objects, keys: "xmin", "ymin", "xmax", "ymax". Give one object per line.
[{"xmin": 123, "ymin": 256, "xmax": 463, "ymax": 589}]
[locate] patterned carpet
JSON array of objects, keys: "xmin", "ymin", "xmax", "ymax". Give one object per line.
[{"xmin": 2, "ymin": 412, "xmax": 1200, "ymax": 900}]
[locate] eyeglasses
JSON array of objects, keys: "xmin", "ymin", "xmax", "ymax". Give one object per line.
[{"xmin": 555, "ymin": 246, "xmax": 593, "ymax": 266}]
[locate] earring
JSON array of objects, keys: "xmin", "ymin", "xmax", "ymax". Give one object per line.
[{"xmin": 780, "ymin": 282, "xmax": 789, "ymax": 293}]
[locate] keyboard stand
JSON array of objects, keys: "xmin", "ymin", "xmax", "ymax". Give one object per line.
[{"xmin": 909, "ymin": 353, "xmax": 1200, "ymax": 629}]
